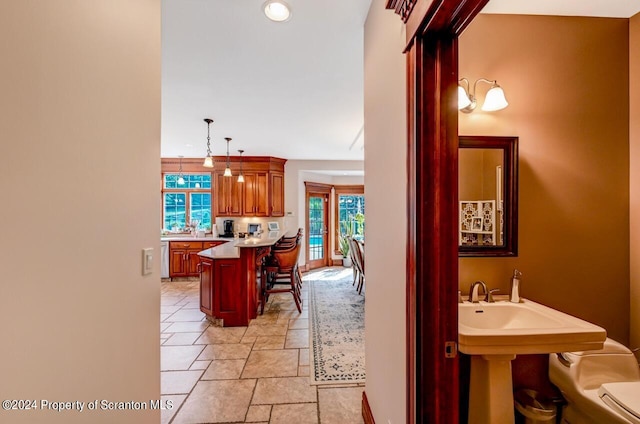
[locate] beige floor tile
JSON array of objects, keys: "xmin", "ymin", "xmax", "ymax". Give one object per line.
[
  {"xmin": 161, "ymin": 304, "xmax": 182, "ymax": 314},
  {"xmin": 318, "ymin": 387, "xmax": 364, "ymax": 424},
  {"xmin": 161, "ymin": 345, "xmax": 206, "ymax": 371},
  {"xmin": 201, "ymin": 359, "xmax": 246, "ymax": 380},
  {"xmin": 241, "ymin": 350, "xmax": 299, "ymax": 378},
  {"xmin": 245, "ymin": 404, "xmax": 271, "ymax": 422},
  {"xmin": 288, "ymin": 317, "xmax": 309, "ymax": 329},
  {"xmin": 253, "ymin": 335, "xmax": 286, "ymax": 350},
  {"xmin": 270, "ymin": 403, "xmax": 318, "ymax": 424},
  {"xmin": 194, "ymin": 326, "xmax": 247, "ymax": 344},
  {"xmin": 197, "ymin": 343, "xmax": 252, "ymax": 360},
  {"xmin": 285, "ymin": 328, "xmax": 309, "ymax": 348},
  {"xmin": 161, "ymin": 296, "xmax": 185, "ymax": 306},
  {"xmin": 251, "ymin": 311, "xmax": 280, "ymax": 324},
  {"xmin": 299, "ymin": 348, "xmax": 310, "ymax": 366},
  {"xmin": 164, "ymin": 321, "xmax": 209, "ymax": 333},
  {"xmin": 252, "ymin": 377, "xmax": 317, "ymax": 404},
  {"xmin": 241, "ymin": 335, "xmax": 258, "ymax": 344},
  {"xmin": 163, "ymin": 332, "xmax": 202, "ymax": 346},
  {"xmin": 164, "ymin": 308, "xmax": 207, "ymax": 322},
  {"xmin": 243, "ymin": 323, "xmax": 289, "ymax": 337},
  {"xmin": 161, "ymin": 370, "xmax": 204, "ymax": 394},
  {"xmin": 160, "ymin": 394, "xmax": 186, "ymax": 424},
  {"xmin": 298, "ymin": 365, "xmax": 310, "ymax": 376},
  {"xmin": 171, "ymin": 379, "xmax": 255, "ymax": 424},
  {"xmin": 189, "ymin": 360, "xmax": 211, "ymax": 370}
]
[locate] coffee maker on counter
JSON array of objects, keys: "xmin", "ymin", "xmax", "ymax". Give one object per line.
[{"xmin": 221, "ymin": 219, "xmax": 235, "ymax": 238}]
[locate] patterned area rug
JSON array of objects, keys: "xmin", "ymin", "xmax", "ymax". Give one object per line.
[{"xmin": 308, "ymin": 267, "xmax": 365, "ymax": 385}]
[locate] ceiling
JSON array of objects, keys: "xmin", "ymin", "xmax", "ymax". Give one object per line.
[{"xmin": 161, "ymin": 0, "xmax": 640, "ymax": 162}]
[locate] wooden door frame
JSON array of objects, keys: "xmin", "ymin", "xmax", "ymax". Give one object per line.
[
  {"xmin": 304, "ymin": 182, "xmax": 332, "ymax": 270},
  {"xmin": 384, "ymin": 1, "xmax": 489, "ymax": 423}
]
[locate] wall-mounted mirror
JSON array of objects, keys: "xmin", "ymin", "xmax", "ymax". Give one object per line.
[{"xmin": 459, "ymin": 136, "xmax": 518, "ymax": 257}]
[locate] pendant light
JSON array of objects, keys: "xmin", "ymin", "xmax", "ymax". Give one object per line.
[
  {"xmin": 203, "ymin": 118, "xmax": 214, "ymax": 168},
  {"xmin": 177, "ymin": 156, "xmax": 185, "ymax": 185},
  {"xmin": 223, "ymin": 137, "xmax": 232, "ymax": 177},
  {"xmin": 237, "ymin": 150, "xmax": 245, "ymax": 183}
]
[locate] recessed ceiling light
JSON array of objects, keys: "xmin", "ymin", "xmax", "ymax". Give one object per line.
[{"xmin": 263, "ymin": 0, "xmax": 291, "ymax": 22}]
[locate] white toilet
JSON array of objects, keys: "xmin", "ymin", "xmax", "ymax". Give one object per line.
[{"xmin": 549, "ymin": 338, "xmax": 640, "ymax": 424}]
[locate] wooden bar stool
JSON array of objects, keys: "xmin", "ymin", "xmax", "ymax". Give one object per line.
[{"xmin": 261, "ymin": 239, "xmax": 303, "ymax": 314}]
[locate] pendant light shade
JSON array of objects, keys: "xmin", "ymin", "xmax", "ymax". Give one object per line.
[
  {"xmin": 177, "ymin": 156, "xmax": 185, "ymax": 185},
  {"xmin": 237, "ymin": 150, "xmax": 245, "ymax": 183},
  {"xmin": 223, "ymin": 137, "xmax": 232, "ymax": 177},
  {"xmin": 203, "ymin": 118, "xmax": 214, "ymax": 168}
]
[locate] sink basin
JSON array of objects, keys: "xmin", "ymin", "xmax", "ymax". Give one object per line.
[
  {"xmin": 459, "ymin": 299, "xmax": 606, "ymax": 355},
  {"xmin": 459, "ymin": 299, "xmax": 606, "ymax": 424}
]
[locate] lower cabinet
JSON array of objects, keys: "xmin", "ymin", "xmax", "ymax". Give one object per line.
[
  {"xmin": 169, "ymin": 240, "xmax": 225, "ymax": 278},
  {"xmin": 199, "ymin": 257, "xmax": 244, "ymax": 326}
]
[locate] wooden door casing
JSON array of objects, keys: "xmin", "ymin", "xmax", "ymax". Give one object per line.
[{"xmin": 383, "ymin": 1, "xmax": 489, "ymax": 423}]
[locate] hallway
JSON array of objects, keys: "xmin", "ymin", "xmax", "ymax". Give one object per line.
[{"xmin": 160, "ymin": 268, "xmax": 365, "ymax": 423}]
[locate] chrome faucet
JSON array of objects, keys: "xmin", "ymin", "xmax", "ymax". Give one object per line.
[{"xmin": 469, "ymin": 281, "xmax": 488, "ymax": 303}]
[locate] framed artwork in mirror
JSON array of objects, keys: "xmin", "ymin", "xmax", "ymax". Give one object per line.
[{"xmin": 459, "ymin": 135, "xmax": 519, "ymax": 257}]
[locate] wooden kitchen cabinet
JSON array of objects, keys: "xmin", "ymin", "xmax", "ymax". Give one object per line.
[
  {"xmin": 270, "ymin": 171, "xmax": 285, "ymax": 217},
  {"xmin": 169, "ymin": 240, "xmax": 225, "ymax": 278},
  {"xmin": 243, "ymin": 172, "xmax": 269, "ymax": 216},
  {"xmin": 215, "ymin": 172, "xmax": 242, "ymax": 217}
]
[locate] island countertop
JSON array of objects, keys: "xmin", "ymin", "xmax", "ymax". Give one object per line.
[{"xmin": 196, "ymin": 230, "xmax": 295, "ymax": 259}]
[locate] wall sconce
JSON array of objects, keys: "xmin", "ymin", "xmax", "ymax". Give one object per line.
[{"xmin": 458, "ymin": 78, "xmax": 509, "ymax": 113}]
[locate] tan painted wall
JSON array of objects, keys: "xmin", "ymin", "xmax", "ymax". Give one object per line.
[
  {"xmin": 630, "ymin": 12, "xmax": 640, "ymax": 348},
  {"xmin": 363, "ymin": 1, "xmax": 407, "ymax": 423},
  {"xmin": 0, "ymin": 2, "xmax": 161, "ymax": 423},
  {"xmin": 459, "ymin": 15, "xmax": 630, "ymax": 344}
]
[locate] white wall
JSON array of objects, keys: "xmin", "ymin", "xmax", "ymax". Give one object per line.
[
  {"xmin": 363, "ymin": 1, "xmax": 407, "ymax": 423},
  {"xmin": 284, "ymin": 160, "xmax": 364, "ymax": 264},
  {"xmin": 0, "ymin": 2, "xmax": 161, "ymax": 423}
]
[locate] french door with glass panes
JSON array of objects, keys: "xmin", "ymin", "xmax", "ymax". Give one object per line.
[{"xmin": 305, "ymin": 182, "xmax": 331, "ymax": 270}]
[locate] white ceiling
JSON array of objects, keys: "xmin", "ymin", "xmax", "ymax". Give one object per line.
[{"xmin": 161, "ymin": 0, "xmax": 640, "ymax": 162}]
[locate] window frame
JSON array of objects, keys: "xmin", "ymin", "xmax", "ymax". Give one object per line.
[
  {"xmin": 333, "ymin": 185, "xmax": 365, "ymax": 254},
  {"xmin": 162, "ymin": 172, "xmax": 213, "ymax": 231}
]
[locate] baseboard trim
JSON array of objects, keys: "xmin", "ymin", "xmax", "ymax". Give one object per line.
[{"xmin": 362, "ymin": 391, "xmax": 375, "ymax": 424}]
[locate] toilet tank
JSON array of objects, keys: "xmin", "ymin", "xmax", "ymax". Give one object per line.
[{"xmin": 551, "ymin": 338, "xmax": 640, "ymax": 391}]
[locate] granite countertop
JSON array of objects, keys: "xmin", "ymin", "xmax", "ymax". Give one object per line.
[
  {"xmin": 197, "ymin": 230, "xmax": 296, "ymax": 260},
  {"xmin": 161, "ymin": 235, "xmax": 232, "ymax": 242}
]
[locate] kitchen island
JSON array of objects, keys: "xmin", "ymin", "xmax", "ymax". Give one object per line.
[{"xmin": 196, "ymin": 231, "xmax": 293, "ymax": 327}]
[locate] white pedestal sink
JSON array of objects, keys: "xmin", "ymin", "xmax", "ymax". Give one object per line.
[{"xmin": 459, "ymin": 299, "xmax": 606, "ymax": 424}]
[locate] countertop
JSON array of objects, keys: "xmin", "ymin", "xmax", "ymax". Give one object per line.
[
  {"xmin": 161, "ymin": 235, "xmax": 232, "ymax": 242},
  {"xmin": 196, "ymin": 230, "xmax": 295, "ymax": 260}
]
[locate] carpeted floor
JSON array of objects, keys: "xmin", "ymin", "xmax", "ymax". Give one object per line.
[{"xmin": 308, "ymin": 267, "xmax": 365, "ymax": 385}]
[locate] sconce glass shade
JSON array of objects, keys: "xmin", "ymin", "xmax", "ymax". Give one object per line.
[
  {"xmin": 482, "ymin": 85, "xmax": 509, "ymax": 112},
  {"xmin": 203, "ymin": 156, "xmax": 213, "ymax": 168},
  {"xmin": 223, "ymin": 167, "xmax": 232, "ymax": 177},
  {"xmin": 458, "ymin": 85, "xmax": 472, "ymax": 110}
]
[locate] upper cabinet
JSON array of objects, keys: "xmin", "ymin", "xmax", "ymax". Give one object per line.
[
  {"xmin": 243, "ymin": 172, "xmax": 269, "ymax": 216},
  {"xmin": 161, "ymin": 156, "xmax": 286, "ymax": 219},
  {"xmin": 269, "ymin": 171, "xmax": 285, "ymax": 217}
]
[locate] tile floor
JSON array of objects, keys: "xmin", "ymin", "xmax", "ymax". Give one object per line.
[{"xmin": 160, "ymin": 268, "xmax": 365, "ymax": 424}]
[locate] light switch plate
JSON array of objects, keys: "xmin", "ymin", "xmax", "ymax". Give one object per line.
[{"xmin": 142, "ymin": 248, "xmax": 153, "ymax": 275}]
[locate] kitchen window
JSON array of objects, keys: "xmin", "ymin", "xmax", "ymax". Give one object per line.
[
  {"xmin": 334, "ymin": 185, "xmax": 365, "ymax": 252},
  {"xmin": 163, "ymin": 173, "xmax": 212, "ymax": 231}
]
